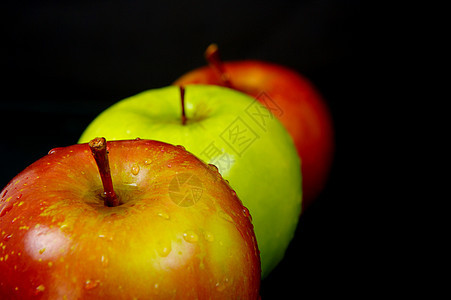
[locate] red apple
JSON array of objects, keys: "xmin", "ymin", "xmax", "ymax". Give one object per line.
[
  {"xmin": 174, "ymin": 44, "xmax": 334, "ymax": 208},
  {"xmin": 0, "ymin": 138, "xmax": 260, "ymax": 299}
]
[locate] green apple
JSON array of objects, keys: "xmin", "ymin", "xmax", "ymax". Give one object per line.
[{"xmin": 79, "ymin": 85, "xmax": 302, "ymax": 277}]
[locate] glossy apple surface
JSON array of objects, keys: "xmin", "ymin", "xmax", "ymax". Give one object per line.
[
  {"xmin": 0, "ymin": 139, "xmax": 260, "ymax": 299},
  {"xmin": 174, "ymin": 59, "xmax": 334, "ymax": 207},
  {"xmin": 79, "ymin": 85, "xmax": 302, "ymax": 278}
]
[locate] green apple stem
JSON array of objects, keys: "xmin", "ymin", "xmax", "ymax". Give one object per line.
[
  {"xmin": 205, "ymin": 43, "xmax": 234, "ymax": 88},
  {"xmin": 89, "ymin": 137, "xmax": 120, "ymax": 207},
  {"xmin": 180, "ymin": 86, "xmax": 187, "ymax": 125}
]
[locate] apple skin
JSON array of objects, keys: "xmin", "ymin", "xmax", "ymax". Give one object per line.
[
  {"xmin": 78, "ymin": 85, "xmax": 302, "ymax": 278},
  {"xmin": 0, "ymin": 139, "xmax": 260, "ymax": 299},
  {"xmin": 174, "ymin": 60, "xmax": 334, "ymax": 208}
]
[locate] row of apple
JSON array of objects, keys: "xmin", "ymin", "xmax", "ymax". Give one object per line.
[{"xmin": 0, "ymin": 44, "xmax": 334, "ymax": 299}]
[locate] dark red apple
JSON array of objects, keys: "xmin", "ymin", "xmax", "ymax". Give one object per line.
[
  {"xmin": 174, "ymin": 44, "xmax": 334, "ymax": 208},
  {"xmin": 0, "ymin": 138, "xmax": 260, "ymax": 299}
]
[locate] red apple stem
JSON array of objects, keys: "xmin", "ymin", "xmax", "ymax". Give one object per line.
[
  {"xmin": 180, "ymin": 86, "xmax": 187, "ymax": 125},
  {"xmin": 89, "ymin": 137, "xmax": 120, "ymax": 207},
  {"xmin": 205, "ymin": 43, "xmax": 234, "ymax": 88}
]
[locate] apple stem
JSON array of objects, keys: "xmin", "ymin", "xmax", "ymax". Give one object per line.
[
  {"xmin": 180, "ymin": 85, "xmax": 187, "ymax": 125},
  {"xmin": 205, "ymin": 43, "xmax": 234, "ymax": 88},
  {"xmin": 89, "ymin": 137, "xmax": 120, "ymax": 207}
]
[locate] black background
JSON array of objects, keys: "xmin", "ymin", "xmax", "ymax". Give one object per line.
[{"xmin": 1, "ymin": 0, "xmax": 368, "ymax": 298}]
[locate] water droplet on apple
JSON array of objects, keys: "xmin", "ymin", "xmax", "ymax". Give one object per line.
[
  {"xmin": 84, "ymin": 279, "xmax": 100, "ymax": 290},
  {"xmin": 135, "ymin": 137, "xmax": 141, "ymax": 141},
  {"xmin": 203, "ymin": 231, "xmax": 215, "ymax": 242},
  {"xmin": 208, "ymin": 164, "xmax": 219, "ymax": 173},
  {"xmin": 157, "ymin": 212, "xmax": 170, "ymax": 220},
  {"xmin": 176, "ymin": 145, "xmax": 186, "ymax": 151},
  {"xmin": 34, "ymin": 284, "xmax": 45, "ymax": 295},
  {"xmin": 183, "ymin": 231, "xmax": 199, "ymax": 243},
  {"xmin": 131, "ymin": 164, "xmax": 140, "ymax": 175},
  {"xmin": 230, "ymin": 190, "xmax": 236, "ymax": 197},
  {"xmin": 144, "ymin": 159, "xmax": 152, "ymax": 165},
  {"xmin": 215, "ymin": 278, "xmax": 229, "ymax": 292},
  {"xmin": 3, "ymin": 233, "xmax": 12, "ymax": 242},
  {"xmin": 242, "ymin": 206, "xmax": 251, "ymax": 221},
  {"xmin": 48, "ymin": 148, "xmax": 57, "ymax": 155},
  {"xmin": 0, "ymin": 203, "xmax": 14, "ymax": 217},
  {"xmin": 157, "ymin": 242, "xmax": 172, "ymax": 257},
  {"xmin": 101, "ymin": 255, "xmax": 109, "ymax": 267}
]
